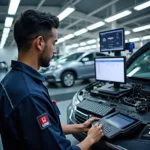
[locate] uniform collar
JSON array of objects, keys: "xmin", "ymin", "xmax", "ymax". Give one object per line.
[{"xmin": 11, "ymin": 60, "xmax": 45, "ymax": 82}]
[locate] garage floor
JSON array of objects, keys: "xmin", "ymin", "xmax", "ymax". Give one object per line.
[{"xmin": 0, "ymin": 72, "xmax": 93, "ymax": 149}]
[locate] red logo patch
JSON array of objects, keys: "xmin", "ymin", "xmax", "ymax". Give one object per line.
[{"xmin": 37, "ymin": 113, "xmax": 51, "ymax": 130}]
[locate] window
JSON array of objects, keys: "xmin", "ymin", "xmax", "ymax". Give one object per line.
[
  {"xmin": 96, "ymin": 53, "xmax": 107, "ymax": 57},
  {"xmin": 127, "ymin": 50, "xmax": 150, "ymax": 79},
  {"xmin": 83, "ymin": 53, "xmax": 94, "ymax": 61},
  {"xmin": 58, "ymin": 52, "xmax": 84, "ymax": 62}
]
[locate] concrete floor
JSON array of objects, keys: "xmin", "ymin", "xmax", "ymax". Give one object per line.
[{"xmin": 0, "ymin": 72, "xmax": 93, "ymax": 149}]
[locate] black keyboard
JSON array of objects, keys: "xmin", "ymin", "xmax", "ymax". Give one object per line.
[{"xmin": 77, "ymin": 100, "xmax": 115, "ymax": 117}]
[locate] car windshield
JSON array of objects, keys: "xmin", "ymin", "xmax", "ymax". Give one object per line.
[
  {"xmin": 58, "ymin": 52, "xmax": 84, "ymax": 63},
  {"xmin": 127, "ymin": 50, "xmax": 150, "ymax": 79}
]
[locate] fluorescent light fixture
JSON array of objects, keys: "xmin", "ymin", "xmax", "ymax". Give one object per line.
[
  {"xmin": 0, "ymin": 45, "xmax": 3, "ymax": 49},
  {"xmin": 71, "ymin": 43, "xmax": 79, "ymax": 48},
  {"xmin": 134, "ymin": 1, "xmax": 150, "ymax": 11},
  {"xmin": 133, "ymin": 24, "xmax": 150, "ymax": 32},
  {"xmin": 56, "ymin": 38, "xmax": 65, "ymax": 44},
  {"xmin": 129, "ymin": 38, "xmax": 140, "ymax": 42},
  {"xmin": 87, "ymin": 39, "xmax": 96, "ymax": 44},
  {"xmin": 77, "ymin": 47, "xmax": 84, "ymax": 51},
  {"xmin": 125, "ymin": 40, "xmax": 128, "ymax": 43},
  {"xmin": 0, "ymin": 36, "xmax": 7, "ymax": 49},
  {"xmin": 3, "ymin": 28, "xmax": 10, "ymax": 35},
  {"xmin": 2, "ymin": 34, "xmax": 9, "ymax": 39},
  {"xmin": 105, "ymin": 10, "xmax": 132, "ymax": 22},
  {"xmin": 97, "ymin": 38, "xmax": 100, "ymax": 41},
  {"xmin": 84, "ymin": 46, "xmax": 91, "ymax": 50},
  {"xmin": 57, "ymin": 7, "xmax": 75, "ymax": 21},
  {"xmin": 74, "ymin": 28, "xmax": 88, "ymax": 36},
  {"xmin": 142, "ymin": 35, "xmax": 150, "ymax": 40},
  {"xmin": 64, "ymin": 34, "xmax": 74, "ymax": 40},
  {"xmin": 4, "ymin": 17, "xmax": 14, "ymax": 27},
  {"xmin": 125, "ymin": 31, "xmax": 131, "ymax": 35},
  {"xmin": 87, "ymin": 21, "xmax": 105, "ymax": 30},
  {"xmin": 8, "ymin": 0, "xmax": 21, "ymax": 15},
  {"xmin": 80, "ymin": 42, "xmax": 87, "ymax": 46},
  {"xmin": 91, "ymin": 45, "xmax": 97, "ymax": 49},
  {"xmin": 66, "ymin": 45, "xmax": 73, "ymax": 49}
]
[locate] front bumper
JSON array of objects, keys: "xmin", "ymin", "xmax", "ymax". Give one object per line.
[
  {"xmin": 41, "ymin": 69, "xmax": 62, "ymax": 82},
  {"xmin": 67, "ymin": 101, "xmax": 87, "ymax": 141}
]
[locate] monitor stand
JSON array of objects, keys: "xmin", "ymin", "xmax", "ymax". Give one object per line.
[{"xmin": 96, "ymin": 83, "xmax": 130, "ymax": 96}]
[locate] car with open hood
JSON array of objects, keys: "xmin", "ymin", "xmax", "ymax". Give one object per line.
[{"xmin": 67, "ymin": 42, "xmax": 150, "ymax": 150}]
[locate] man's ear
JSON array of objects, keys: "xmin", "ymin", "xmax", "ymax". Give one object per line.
[{"xmin": 35, "ymin": 36, "xmax": 45, "ymax": 53}]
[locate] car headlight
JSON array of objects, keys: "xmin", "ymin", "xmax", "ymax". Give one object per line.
[
  {"xmin": 56, "ymin": 64, "xmax": 62, "ymax": 70},
  {"xmin": 72, "ymin": 93, "xmax": 80, "ymax": 111}
]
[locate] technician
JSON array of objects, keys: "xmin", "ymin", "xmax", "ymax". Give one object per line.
[{"xmin": 0, "ymin": 9, "xmax": 103, "ymax": 150}]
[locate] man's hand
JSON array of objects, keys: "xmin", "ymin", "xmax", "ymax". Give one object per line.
[
  {"xmin": 77, "ymin": 123, "xmax": 103, "ymax": 150},
  {"xmin": 82, "ymin": 117, "xmax": 100, "ymax": 132}
]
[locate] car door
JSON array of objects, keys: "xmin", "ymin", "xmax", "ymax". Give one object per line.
[{"xmin": 77, "ymin": 53, "xmax": 95, "ymax": 78}]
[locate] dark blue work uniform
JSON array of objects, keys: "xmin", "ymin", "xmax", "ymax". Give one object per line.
[{"xmin": 0, "ymin": 61, "xmax": 80, "ymax": 150}]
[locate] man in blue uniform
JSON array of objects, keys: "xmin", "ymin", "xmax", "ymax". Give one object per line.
[{"xmin": 0, "ymin": 9, "xmax": 103, "ymax": 150}]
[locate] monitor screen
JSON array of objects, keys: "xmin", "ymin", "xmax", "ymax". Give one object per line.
[
  {"xmin": 106, "ymin": 113, "xmax": 136, "ymax": 129},
  {"xmin": 95, "ymin": 57, "xmax": 126, "ymax": 83},
  {"xmin": 99, "ymin": 28, "xmax": 125, "ymax": 52}
]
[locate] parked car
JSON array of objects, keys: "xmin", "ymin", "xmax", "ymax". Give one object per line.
[
  {"xmin": 41, "ymin": 51, "xmax": 108, "ymax": 87},
  {"xmin": 38, "ymin": 54, "xmax": 62, "ymax": 73},
  {"xmin": 0, "ymin": 61, "xmax": 8, "ymax": 72},
  {"xmin": 67, "ymin": 42, "xmax": 150, "ymax": 149}
]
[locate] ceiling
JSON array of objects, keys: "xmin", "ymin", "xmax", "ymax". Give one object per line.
[{"xmin": 0, "ymin": 0, "xmax": 150, "ymax": 49}]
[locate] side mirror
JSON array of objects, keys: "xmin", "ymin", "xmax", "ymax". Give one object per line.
[{"xmin": 82, "ymin": 57, "xmax": 89, "ymax": 62}]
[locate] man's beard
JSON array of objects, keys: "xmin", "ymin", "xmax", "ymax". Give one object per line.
[{"xmin": 39, "ymin": 46, "xmax": 50, "ymax": 68}]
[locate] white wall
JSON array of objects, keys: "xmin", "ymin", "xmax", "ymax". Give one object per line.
[{"xmin": 0, "ymin": 47, "xmax": 18, "ymax": 67}]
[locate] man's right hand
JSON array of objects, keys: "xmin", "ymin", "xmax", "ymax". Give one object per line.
[
  {"xmin": 77, "ymin": 123, "xmax": 104, "ymax": 150},
  {"xmin": 87, "ymin": 123, "xmax": 104, "ymax": 144}
]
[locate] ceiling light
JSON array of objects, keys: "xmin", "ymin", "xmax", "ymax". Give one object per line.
[
  {"xmin": 80, "ymin": 42, "xmax": 87, "ymax": 46},
  {"xmin": 87, "ymin": 39, "xmax": 96, "ymax": 44},
  {"xmin": 77, "ymin": 47, "xmax": 84, "ymax": 51},
  {"xmin": 64, "ymin": 34, "xmax": 74, "ymax": 40},
  {"xmin": 56, "ymin": 38, "xmax": 65, "ymax": 44},
  {"xmin": 71, "ymin": 43, "xmax": 79, "ymax": 48},
  {"xmin": 4, "ymin": 17, "xmax": 14, "ymax": 27},
  {"xmin": 87, "ymin": 21, "xmax": 105, "ymax": 30},
  {"xmin": 133, "ymin": 24, "xmax": 150, "ymax": 32},
  {"xmin": 134, "ymin": 1, "xmax": 150, "ymax": 11},
  {"xmin": 105, "ymin": 10, "xmax": 132, "ymax": 22},
  {"xmin": 142, "ymin": 35, "xmax": 150, "ymax": 40},
  {"xmin": 125, "ymin": 40, "xmax": 128, "ymax": 43},
  {"xmin": 125, "ymin": 31, "xmax": 131, "ymax": 35},
  {"xmin": 84, "ymin": 46, "xmax": 91, "ymax": 50},
  {"xmin": 66, "ymin": 45, "xmax": 73, "ymax": 49},
  {"xmin": 2, "ymin": 34, "xmax": 9, "ymax": 39},
  {"xmin": 57, "ymin": 7, "xmax": 75, "ymax": 21},
  {"xmin": 8, "ymin": 0, "xmax": 21, "ymax": 15},
  {"xmin": 91, "ymin": 45, "xmax": 97, "ymax": 49},
  {"xmin": 129, "ymin": 38, "xmax": 140, "ymax": 42},
  {"xmin": 74, "ymin": 28, "xmax": 88, "ymax": 36},
  {"xmin": 3, "ymin": 28, "xmax": 10, "ymax": 35}
]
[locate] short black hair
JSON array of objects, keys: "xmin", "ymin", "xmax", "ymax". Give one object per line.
[{"xmin": 14, "ymin": 9, "xmax": 59, "ymax": 51}]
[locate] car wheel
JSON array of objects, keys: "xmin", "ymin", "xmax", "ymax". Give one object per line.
[{"xmin": 61, "ymin": 71, "xmax": 75, "ymax": 87}]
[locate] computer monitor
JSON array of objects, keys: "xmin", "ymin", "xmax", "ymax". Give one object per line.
[
  {"xmin": 95, "ymin": 57, "xmax": 126, "ymax": 84},
  {"xmin": 99, "ymin": 28, "xmax": 125, "ymax": 52}
]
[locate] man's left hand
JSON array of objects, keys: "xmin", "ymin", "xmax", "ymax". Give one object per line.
[{"xmin": 82, "ymin": 117, "xmax": 100, "ymax": 132}]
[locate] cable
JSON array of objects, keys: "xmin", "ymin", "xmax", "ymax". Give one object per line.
[{"xmin": 0, "ymin": 82, "xmax": 14, "ymax": 110}]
